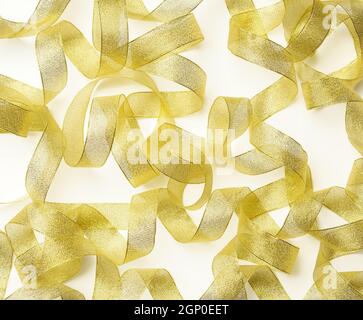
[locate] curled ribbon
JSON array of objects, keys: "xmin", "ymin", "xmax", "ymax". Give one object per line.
[
  {"xmin": 1, "ymin": 0, "xmax": 363, "ymax": 300},
  {"xmin": 206, "ymin": 0, "xmax": 363, "ymax": 300}
]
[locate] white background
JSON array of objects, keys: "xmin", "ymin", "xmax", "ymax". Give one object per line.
[{"xmin": 0, "ymin": 0, "xmax": 362, "ymax": 299}]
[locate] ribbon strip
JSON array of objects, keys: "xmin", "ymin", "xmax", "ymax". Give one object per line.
[{"xmin": 1, "ymin": 0, "xmax": 363, "ymax": 300}]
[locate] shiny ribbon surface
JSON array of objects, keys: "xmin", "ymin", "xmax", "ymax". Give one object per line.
[{"xmin": 1, "ymin": 0, "xmax": 363, "ymax": 300}]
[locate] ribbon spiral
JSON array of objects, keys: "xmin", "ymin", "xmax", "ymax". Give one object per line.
[{"xmin": 1, "ymin": 0, "xmax": 363, "ymax": 300}]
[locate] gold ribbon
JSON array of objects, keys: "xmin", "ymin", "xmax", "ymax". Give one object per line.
[
  {"xmin": 1, "ymin": 0, "xmax": 363, "ymax": 300},
  {"xmin": 206, "ymin": 0, "xmax": 363, "ymax": 300}
]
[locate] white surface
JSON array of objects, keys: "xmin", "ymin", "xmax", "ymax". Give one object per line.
[{"xmin": 0, "ymin": 0, "xmax": 362, "ymax": 300}]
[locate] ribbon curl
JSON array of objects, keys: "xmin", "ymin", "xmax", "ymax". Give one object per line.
[
  {"xmin": 2, "ymin": 0, "xmax": 363, "ymax": 300},
  {"xmin": 205, "ymin": 0, "xmax": 363, "ymax": 300}
]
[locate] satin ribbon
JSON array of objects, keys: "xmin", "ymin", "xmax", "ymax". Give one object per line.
[
  {"xmin": 206, "ymin": 0, "xmax": 363, "ymax": 300},
  {"xmin": 1, "ymin": 0, "xmax": 363, "ymax": 300}
]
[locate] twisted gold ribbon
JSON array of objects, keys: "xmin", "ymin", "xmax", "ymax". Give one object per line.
[
  {"xmin": 206, "ymin": 0, "xmax": 363, "ymax": 300},
  {"xmin": 1, "ymin": 0, "xmax": 363, "ymax": 300}
]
